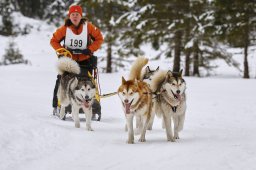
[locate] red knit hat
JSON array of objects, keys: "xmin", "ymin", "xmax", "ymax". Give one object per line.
[{"xmin": 68, "ymin": 5, "xmax": 82, "ymax": 17}]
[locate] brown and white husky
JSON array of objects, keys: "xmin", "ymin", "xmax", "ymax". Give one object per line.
[{"xmin": 117, "ymin": 56, "xmax": 153, "ymax": 144}]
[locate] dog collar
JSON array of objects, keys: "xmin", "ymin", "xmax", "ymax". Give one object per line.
[{"xmin": 171, "ymin": 106, "xmax": 177, "ymax": 112}]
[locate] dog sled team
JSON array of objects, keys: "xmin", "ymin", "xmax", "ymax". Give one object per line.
[
  {"xmin": 55, "ymin": 56, "xmax": 187, "ymax": 144},
  {"xmin": 118, "ymin": 56, "xmax": 187, "ymax": 143},
  {"xmin": 50, "ymin": 5, "xmax": 187, "ymax": 144}
]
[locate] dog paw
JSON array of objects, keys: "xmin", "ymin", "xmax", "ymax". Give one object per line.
[
  {"xmin": 127, "ymin": 140, "xmax": 134, "ymax": 144},
  {"xmin": 147, "ymin": 126, "xmax": 152, "ymax": 130},
  {"xmin": 174, "ymin": 132, "xmax": 180, "ymax": 139},
  {"xmin": 168, "ymin": 137, "xmax": 176, "ymax": 142},
  {"xmin": 86, "ymin": 127, "xmax": 94, "ymax": 131},
  {"xmin": 139, "ymin": 138, "xmax": 146, "ymax": 142},
  {"xmin": 174, "ymin": 135, "xmax": 180, "ymax": 139}
]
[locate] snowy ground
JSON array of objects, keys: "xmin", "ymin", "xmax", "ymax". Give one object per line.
[
  {"xmin": 1, "ymin": 59, "xmax": 256, "ymax": 170},
  {"xmin": 1, "ymin": 15, "xmax": 256, "ymax": 170}
]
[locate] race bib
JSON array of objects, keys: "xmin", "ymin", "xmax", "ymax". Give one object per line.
[{"xmin": 65, "ymin": 22, "xmax": 88, "ymax": 50}]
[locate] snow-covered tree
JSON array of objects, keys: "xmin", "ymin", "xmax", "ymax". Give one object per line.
[
  {"xmin": 2, "ymin": 39, "xmax": 25, "ymax": 65},
  {"xmin": 80, "ymin": 0, "xmax": 129, "ymax": 73},
  {"xmin": 116, "ymin": 0, "xmax": 188, "ymax": 72},
  {"xmin": 214, "ymin": 0, "xmax": 256, "ymax": 78},
  {"xmin": 0, "ymin": 0, "xmax": 15, "ymax": 36},
  {"xmin": 44, "ymin": 0, "xmax": 67, "ymax": 27}
]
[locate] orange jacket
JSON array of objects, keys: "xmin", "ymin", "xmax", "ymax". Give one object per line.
[{"xmin": 50, "ymin": 22, "xmax": 103, "ymax": 61}]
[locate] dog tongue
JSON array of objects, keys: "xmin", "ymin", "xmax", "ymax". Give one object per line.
[
  {"xmin": 125, "ymin": 103, "xmax": 131, "ymax": 114},
  {"xmin": 176, "ymin": 94, "xmax": 182, "ymax": 101},
  {"xmin": 84, "ymin": 101, "xmax": 90, "ymax": 108}
]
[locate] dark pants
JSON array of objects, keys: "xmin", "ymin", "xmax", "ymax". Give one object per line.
[{"xmin": 52, "ymin": 75, "xmax": 61, "ymax": 108}]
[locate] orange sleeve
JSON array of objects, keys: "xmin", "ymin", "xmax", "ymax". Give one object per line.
[
  {"xmin": 87, "ymin": 22, "xmax": 104, "ymax": 52},
  {"xmin": 50, "ymin": 26, "xmax": 67, "ymax": 51}
]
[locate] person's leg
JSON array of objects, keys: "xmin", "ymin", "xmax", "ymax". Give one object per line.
[
  {"xmin": 78, "ymin": 59, "xmax": 92, "ymax": 76},
  {"xmin": 52, "ymin": 75, "xmax": 61, "ymax": 115},
  {"xmin": 92, "ymin": 99, "xmax": 101, "ymax": 121}
]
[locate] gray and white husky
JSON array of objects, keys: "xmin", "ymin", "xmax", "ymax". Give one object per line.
[
  {"xmin": 150, "ymin": 69, "xmax": 186, "ymax": 141},
  {"xmin": 57, "ymin": 57, "xmax": 96, "ymax": 131},
  {"xmin": 140, "ymin": 66, "xmax": 159, "ymax": 130},
  {"xmin": 141, "ymin": 66, "xmax": 160, "ymax": 85}
]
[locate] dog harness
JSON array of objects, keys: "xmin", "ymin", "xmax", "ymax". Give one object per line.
[
  {"xmin": 65, "ymin": 23, "xmax": 88, "ymax": 50},
  {"xmin": 155, "ymin": 83, "xmax": 182, "ymax": 113}
]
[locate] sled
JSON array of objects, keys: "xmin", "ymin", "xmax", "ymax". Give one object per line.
[{"xmin": 56, "ymin": 48, "xmax": 101, "ymax": 121}]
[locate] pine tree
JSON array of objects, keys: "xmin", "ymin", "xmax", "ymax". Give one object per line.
[
  {"xmin": 79, "ymin": 0, "xmax": 128, "ymax": 73},
  {"xmin": 2, "ymin": 39, "xmax": 24, "ymax": 65},
  {"xmin": 44, "ymin": 0, "xmax": 66, "ymax": 27},
  {"xmin": 17, "ymin": 0, "xmax": 55, "ymax": 19},
  {"xmin": 188, "ymin": 0, "xmax": 213, "ymax": 76},
  {"xmin": 117, "ymin": 0, "xmax": 189, "ymax": 72},
  {"xmin": 214, "ymin": 0, "xmax": 256, "ymax": 78},
  {"xmin": 0, "ymin": 0, "xmax": 15, "ymax": 36},
  {"xmin": 183, "ymin": 0, "xmax": 239, "ymax": 77}
]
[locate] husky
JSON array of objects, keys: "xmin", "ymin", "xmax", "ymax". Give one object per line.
[
  {"xmin": 57, "ymin": 57, "xmax": 96, "ymax": 131},
  {"xmin": 117, "ymin": 56, "xmax": 153, "ymax": 144},
  {"xmin": 140, "ymin": 66, "xmax": 159, "ymax": 130},
  {"xmin": 150, "ymin": 69, "xmax": 186, "ymax": 141},
  {"xmin": 141, "ymin": 66, "xmax": 159, "ymax": 85}
]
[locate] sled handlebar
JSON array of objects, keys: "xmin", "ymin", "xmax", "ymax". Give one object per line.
[
  {"xmin": 67, "ymin": 48, "xmax": 83, "ymax": 55},
  {"xmin": 56, "ymin": 48, "xmax": 92, "ymax": 56},
  {"xmin": 56, "ymin": 48, "xmax": 73, "ymax": 58}
]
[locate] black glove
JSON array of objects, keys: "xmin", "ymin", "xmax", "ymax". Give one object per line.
[{"xmin": 81, "ymin": 49, "xmax": 92, "ymax": 55}]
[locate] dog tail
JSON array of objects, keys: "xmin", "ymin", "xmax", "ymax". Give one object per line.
[
  {"xmin": 150, "ymin": 70, "xmax": 169, "ymax": 118},
  {"xmin": 150, "ymin": 70, "xmax": 168, "ymax": 92},
  {"xmin": 140, "ymin": 66, "xmax": 148, "ymax": 81},
  {"xmin": 129, "ymin": 56, "xmax": 148, "ymax": 80},
  {"xmin": 57, "ymin": 57, "xmax": 80, "ymax": 75}
]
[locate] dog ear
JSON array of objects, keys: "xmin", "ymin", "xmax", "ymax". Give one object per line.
[
  {"xmin": 165, "ymin": 70, "xmax": 173, "ymax": 80},
  {"xmin": 167, "ymin": 70, "xmax": 173, "ymax": 75},
  {"xmin": 146, "ymin": 66, "xmax": 150, "ymax": 72},
  {"xmin": 122, "ymin": 76, "xmax": 126, "ymax": 84},
  {"xmin": 179, "ymin": 69, "xmax": 183, "ymax": 77},
  {"xmin": 70, "ymin": 77, "xmax": 78, "ymax": 91},
  {"xmin": 167, "ymin": 70, "xmax": 173, "ymax": 76}
]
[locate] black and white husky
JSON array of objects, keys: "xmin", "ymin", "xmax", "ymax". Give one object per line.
[
  {"xmin": 150, "ymin": 69, "xmax": 186, "ymax": 141},
  {"xmin": 57, "ymin": 57, "xmax": 96, "ymax": 131}
]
